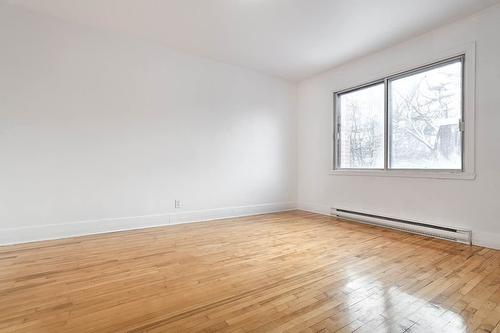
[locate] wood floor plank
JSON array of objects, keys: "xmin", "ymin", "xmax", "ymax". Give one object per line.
[{"xmin": 0, "ymin": 211, "xmax": 498, "ymax": 332}]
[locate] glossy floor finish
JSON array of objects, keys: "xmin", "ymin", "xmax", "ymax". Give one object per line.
[{"xmin": 0, "ymin": 211, "xmax": 499, "ymax": 333}]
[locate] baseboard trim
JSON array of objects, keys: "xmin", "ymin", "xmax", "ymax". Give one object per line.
[
  {"xmin": 472, "ymin": 231, "xmax": 500, "ymax": 250},
  {"xmin": 0, "ymin": 202, "xmax": 296, "ymax": 246},
  {"xmin": 5, "ymin": 201, "xmax": 498, "ymax": 250},
  {"xmin": 297, "ymin": 202, "xmax": 500, "ymax": 250},
  {"xmin": 296, "ymin": 202, "xmax": 331, "ymax": 215}
]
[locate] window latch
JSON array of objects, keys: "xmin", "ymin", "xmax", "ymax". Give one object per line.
[{"xmin": 459, "ymin": 121, "xmax": 465, "ymax": 132}]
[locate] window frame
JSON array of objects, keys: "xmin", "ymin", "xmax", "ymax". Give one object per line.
[{"xmin": 331, "ymin": 44, "xmax": 475, "ymax": 180}]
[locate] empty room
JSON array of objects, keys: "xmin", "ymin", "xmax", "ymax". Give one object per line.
[{"xmin": 1, "ymin": 0, "xmax": 500, "ymax": 332}]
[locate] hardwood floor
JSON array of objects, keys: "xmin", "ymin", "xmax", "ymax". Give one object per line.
[{"xmin": 0, "ymin": 211, "xmax": 499, "ymax": 333}]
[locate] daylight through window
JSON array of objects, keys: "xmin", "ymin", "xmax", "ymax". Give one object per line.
[{"xmin": 334, "ymin": 56, "xmax": 464, "ymax": 171}]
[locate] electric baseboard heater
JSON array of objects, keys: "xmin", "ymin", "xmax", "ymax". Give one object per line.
[{"xmin": 331, "ymin": 208, "xmax": 472, "ymax": 246}]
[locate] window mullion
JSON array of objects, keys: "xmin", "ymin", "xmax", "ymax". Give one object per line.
[{"xmin": 384, "ymin": 78, "xmax": 389, "ymax": 170}]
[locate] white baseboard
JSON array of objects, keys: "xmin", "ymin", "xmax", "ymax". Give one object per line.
[
  {"xmin": 297, "ymin": 202, "xmax": 500, "ymax": 250},
  {"xmin": 296, "ymin": 202, "xmax": 331, "ymax": 215},
  {"xmin": 473, "ymin": 231, "xmax": 500, "ymax": 250},
  {"xmin": 0, "ymin": 201, "xmax": 296, "ymax": 246},
  {"xmin": 4, "ymin": 201, "xmax": 498, "ymax": 250}
]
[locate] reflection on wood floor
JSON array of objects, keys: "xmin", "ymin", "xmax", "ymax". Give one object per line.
[{"xmin": 0, "ymin": 210, "xmax": 499, "ymax": 332}]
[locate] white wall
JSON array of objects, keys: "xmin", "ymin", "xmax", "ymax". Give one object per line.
[
  {"xmin": 2, "ymin": 3, "xmax": 499, "ymax": 250},
  {"xmin": 0, "ymin": 4, "xmax": 297, "ymax": 244},
  {"xmin": 297, "ymin": 4, "xmax": 500, "ymax": 249}
]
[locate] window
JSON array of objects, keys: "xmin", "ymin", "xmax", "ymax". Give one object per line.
[
  {"xmin": 337, "ymin": 83, "xmax": 385, "ymax": 169},
  {"xmin": 334, "ymin": 56, "xmax": 464, "ymax": 173}
]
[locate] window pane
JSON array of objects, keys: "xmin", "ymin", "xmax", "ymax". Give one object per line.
[
  {"xmin": 389, "ymin": 60, "xmax": 462, "ymax": 169},
  {"xmin": 337, "ymin": 84, "xmax": 384, "ymax": 169}
]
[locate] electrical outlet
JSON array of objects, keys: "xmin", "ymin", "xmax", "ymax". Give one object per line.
[{"xmin": 174, "ymin": 200, "xmax": 181, "ymax": 209}]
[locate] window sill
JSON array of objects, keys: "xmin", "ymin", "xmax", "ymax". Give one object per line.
[{"xmin": 329, "ymin": 169, "xmax": 476, "ymax": 180}]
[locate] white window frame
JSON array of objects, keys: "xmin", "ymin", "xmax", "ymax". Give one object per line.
[{"xmin": 330, "ymin": 42, "xmax": 476, "ymax": 180}]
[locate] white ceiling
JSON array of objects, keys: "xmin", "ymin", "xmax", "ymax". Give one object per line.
[{"xmin": 5, "ymin": 0, "xmax": 500, "ymax": 81}]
